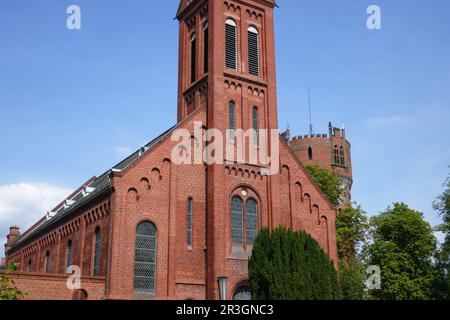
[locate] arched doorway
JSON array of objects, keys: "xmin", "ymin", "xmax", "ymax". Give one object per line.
[
  {"xmin": 232, "ymin": 286, "xmax": 251, "ymax": 300},
  {"xmin": 72, "ymin": 289, "xmax": 88, "ymax": 300}
]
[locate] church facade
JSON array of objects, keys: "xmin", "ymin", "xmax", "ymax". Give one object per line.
[{"xmin": 4, "ymin": 0, "xmax": 340, "ymax": 300}]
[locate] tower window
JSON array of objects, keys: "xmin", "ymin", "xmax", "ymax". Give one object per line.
[
  {"xmin": 248, "ymin": 26, "xmax": 260, "ymax": 76},
  {"xmin": 190, "ymin": 33, "xmax": 197, "ymax": 84},
  {"xmin": 203, "ymin": 22, "xmax": 208, "ymax": 74},
  {"xmin": 28, "ymin": 259, "xmax": 32, "ymax": 272},
  {"xmin": 134, "ymin": 221, "xmax": 157, "ymax": 295},
  {"xmin": 187, "ymin": 198, "xmax": 193, "ymax": 246},
  {"xmin": 334, "ymin": 146, "xmax": 339, "ymax": 165},
  {"xmin": 308, "ymin": 147, "xmax": 313, "ymax": 160},
  {"xmin": 340, "ymin": 146, "xmax": 345, "ymax": 166},
  {"xmin": 225, "ymin": 19, "xmax": 237, "ymax": 70},
  {"xmin": 229, "ymin": 101, "xmax": 235, "ymax": 138},
  {"xmin": 252, "ymin": 107, "xmax": 259, "ymax": 145},
  {"xmin": 93, "ymin": 227, "xmax": 101, "ymax": 276}
]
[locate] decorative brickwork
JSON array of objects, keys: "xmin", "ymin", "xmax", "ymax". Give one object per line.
[{"xmin": 4, "ymin": 0, "xmax": 339, "ymax": 300}]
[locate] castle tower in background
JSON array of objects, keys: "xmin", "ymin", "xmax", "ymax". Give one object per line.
[{"xmin": 287, "ymin": 122, "xmax": 353, "ymax": 207}]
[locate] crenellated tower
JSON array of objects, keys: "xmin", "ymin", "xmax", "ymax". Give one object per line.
[{"xmin": 288, "ymin": 122, "xmax": 353, "ymax": 207}]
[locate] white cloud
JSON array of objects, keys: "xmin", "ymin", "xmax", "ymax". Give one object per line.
[
  {"xmin": 366, "ymin": 115, "xmax": 411, "ymax": 127},
  {"xmin": 0, "ymin": 182, "xmax": 72, "ymax": 256},
  {"xmin": 115, "ymin": 146, "xmax": 132, "ymax": 157}
]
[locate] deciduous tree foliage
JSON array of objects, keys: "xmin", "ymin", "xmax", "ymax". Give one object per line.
[
  {"xmin": 336, "ymin": 204, "xmax": 369, "ymax": 261},
  {"xmin": 368, "ymin": 203, "xmax": 437, "ymax": 300},
  {"xmin": 335, "ymin": 204, "xmax": 369, "ymax": 300},
  {"xmin": 305, "ymin": 165, "xmax": 342, "ymax": 205},
  {"xmin": 433, "ymin": 173, "xmax": 450, "ymax": 299},
  {"xmin": 249, "ymin": 227, "xmax": 341, "ymax": 300},
  {"xmin": 0, "ymin": 263, "xmax": 26, "ymax": 300}
]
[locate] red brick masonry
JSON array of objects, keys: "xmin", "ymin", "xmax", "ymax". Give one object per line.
[{"xmin": 4, "ymin": 0, "xmax": 339, "ymax": 300}]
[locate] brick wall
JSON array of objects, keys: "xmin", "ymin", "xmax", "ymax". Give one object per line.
[{"xmin": 2, "ymin": 272, "xmax": 105, "ymax": 300}]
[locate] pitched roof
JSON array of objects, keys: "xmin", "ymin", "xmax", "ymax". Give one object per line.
[{"xmin": 8, "ymin": 125, "xmax": 176, "ymax": 251}]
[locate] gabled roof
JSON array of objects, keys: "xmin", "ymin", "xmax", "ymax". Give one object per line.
[{"xmin": 8, "ymin": 125, "xmax": 176, "ymax": 252}]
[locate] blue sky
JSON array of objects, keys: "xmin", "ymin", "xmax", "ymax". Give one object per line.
[{"xmin": 0, "ymin": 0, "xmax": 449, "ymax": 252}]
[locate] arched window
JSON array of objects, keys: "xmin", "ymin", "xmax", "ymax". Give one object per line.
[
  {"xmin": 252, "ymin": 107, "xmax": 259, "ymax": 145},
  {"xmin": 134, "ymin": 221, "xmax": 157, "ymax": 294},
  {"xmin": 246, "ymin": 199, "xmax": 258, "ymax": 246},
  {"xmin": 190, "ymin": 32, "xmax": 197, "ymax": 84},
  {"xmin": 187, "ymin": 198, "xmax": 193, "ymax": 246},
  {"xmin": 334, "ymin": 146, "xmax": 339, "ymax": 165},
  {"xmin": 45, "ymin": 250, "xmax": 50, "ymax": 273},
  {"xmin": 67, "ymin": 240, "xmax": 73, "ymax": 272},
  {"xmin": 28, "ymin": 259, "xmax": 32, "ymax": 272},
  {"xmin": 225, "ymin": 19, "xmax": 237, "ymax": 70},
  {"xmin": 93, "ymin": 227, "xmax": 101, "ymax": 276},
  {"xmin": 229, "ymin": 101, "xmax": 235, "ymax": 138},
  {"xmin": 203, "ymin": 22, "xmax": 208, "ymax": 73},
  {"xmin": 340, "ymin": 146, "xmax": 345, "ymax": 166},
  {"xmin": 231, "ymin": 197, "xmax": 244, "ymax": 246},
  {"xmin": 308, "ymin": 146, "xmax": 313, "ymax": 160},
  {"xmin": 248, "ymin": 26, "xmax": 259, "ymax": 76}
]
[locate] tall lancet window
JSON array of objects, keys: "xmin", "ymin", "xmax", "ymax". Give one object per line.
[
  {"xmin": 231, "ymin": 197, "xmax": 244, "ymax": 246},
  {"xmin": 134, "ymin": 221, "xmax": 157, "ymax": 295},
  {"xmin": 203, "ymin": 22, "xmax": 208, "ymax": 74},
  {"xmin": 248, "ymin": 26, "xmax": 260, "ymax": 76},
  {"xmin": 190, "ymin": 32, "xmax": 197, "ymax": 84},
  {"xmin": 67, "ymin": 240, "xmax": 73, "ymax": 273},
  {"xmin": 225, "ymin": 19, "xmax": 237, "ymax": 70},
  {"xmin": 229, "ymin": 101, "xmax": 236, "ymax": 138},
  {"xmin": 246, "ymin": 199, "xmax": 258, "ymax": 246},
  {"xmin": 252, "ymin": 107, "xmax": 259, "ymax": 145},
  {"xmin": 93, "ymin": 227, "xmax": 101, "ymax": 276}
]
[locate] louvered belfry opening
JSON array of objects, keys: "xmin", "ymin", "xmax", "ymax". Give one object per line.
[
  {"xmin": 225, "ymin": 19, "xmax": 237, "ymax": 70},
  {"xmin": 248, "ymin": 26, "xmax": 259, "ymax": 76}
]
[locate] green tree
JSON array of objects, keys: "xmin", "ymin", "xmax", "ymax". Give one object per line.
[
  {"xmin": 336, "ymin": 204, "xmax": 369, "ymax": 261},
  {"xmin": 305, "ymin": 164, "xmax": 342, "ymax": 205},
  {"xmin": 367, "ymin": 203, "xmax": 437, "ymax": 300},
  {"xmin": 339, "ymin": 260, "xmax": 366, "ymax": 300},
  {"xmin": 249, "ymin": 227, "xmax": 341, "ymax": 300},
  {"xmin": 335, "ymin": 204, "xmax": 369, "ymax": 299},
  {"xmin": 432, "ymin": 173, "xmax": 450, "ymax": 299},
  {"xmin": 0, "ymin": 262, "xmax": 27, "ymax": 300}
]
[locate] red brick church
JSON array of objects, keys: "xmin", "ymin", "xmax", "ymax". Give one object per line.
[{"xmin": 3, "ymin": 0, "xmax": 351, "ymax": 300}]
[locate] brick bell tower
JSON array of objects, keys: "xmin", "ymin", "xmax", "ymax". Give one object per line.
[{"xmin": 177, "ymin": 0, "xmax": 280, "ymax": 299}]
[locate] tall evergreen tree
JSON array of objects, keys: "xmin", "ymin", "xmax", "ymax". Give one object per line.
[{"xmin": 249, "ymin": 227, "xmax": 341, "ymax": 300}]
